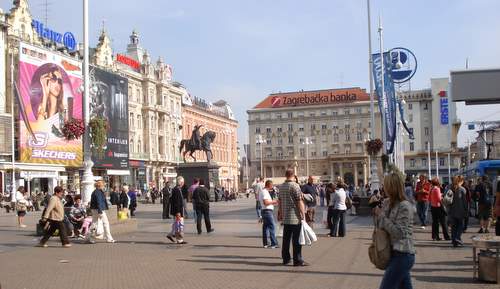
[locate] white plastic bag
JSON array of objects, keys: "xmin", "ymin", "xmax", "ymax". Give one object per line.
[
  {"xmin": 299, "ymin": 224, "xmax": 307, "ymax": 245},
  {"xmin": 95, "ymin": 218, "xmax": 104, "ymax": 237},
  {"xmin": 301, "ymin": 220, "xmax": 317, "ymax": 245}
]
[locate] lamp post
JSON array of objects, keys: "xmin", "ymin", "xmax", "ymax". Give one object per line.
[
  {"xmin": 81, "ymin": 0, "xmax": 95, "ymax": 204},
  {"xmin": 302, "ymin": 137, "xmax": 313, "ymax": 177},
  {"xmin": 256, "ymin": 134, "xmax": 265, "ymax": 178}
]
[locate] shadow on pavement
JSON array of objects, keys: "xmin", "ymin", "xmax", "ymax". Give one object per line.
[
  {"xmin": 191, "ymin": 254, "xmax": 281, "ymax": 259},
  {"xmin": 178, "ymin": 258, "xmax": 287, "ymax": 267},
  {"xmin": 414, "ymin": 275, "xmax": 475, "ymax": 284},
  {"xmin": 416, "ymin": 260, "xmax": 472, "ymax": 266},
  {"xmin": 201, "ymin": 267, "xmax": 383, "ymax": 277},
  {"xmin": 193, "ymin": 244, "xmax": 262, "ymax": 249}
]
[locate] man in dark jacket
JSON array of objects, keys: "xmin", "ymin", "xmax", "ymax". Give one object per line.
[
  {"xmin": 88, "ymin": 180, "xmax": 115, "ymax": 244},
  {"xmin": 301, "ymin": 176, "xmax": 317, "ymax": 227},
  {"xmin": 162, "ymin": 180, "xmax": 172, "ymax": 219},
  {"xmin": 192, "ymin": 179, "xmax": 214, "ymax": 234},
  {"xmin": 170, "ymin": 177, "xmax": 184, "ymax": 217}
]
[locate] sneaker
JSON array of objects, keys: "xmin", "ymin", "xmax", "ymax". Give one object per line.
[
  {"xmin": 293, "ymin": 261, "xmax": 310, "ymax": 267},
  {"xmin": 420, "ymin": 226, "xmax": 426, "ymax": 230},
  {"xmin": 263, "ymin": 245, "xmax": 269, "ymax": 248},
  {"xmin": 86, "ymin": 240, "xmax": 96, "ymax": 244},
  {"xmin": 177, "ymin": 241, "xmax": 188, "ymax": 244},
  {"xmin": 36, "ymin": 243, "xmax": 48, "ymax": 248},
  {"xmin": 270, "ymin": 245, "xmax": 279, "ymax": 249},
  {"xmin": 478, "ymin": 228, "xmax": 484, "ymax": 234},
  {"xmin": 207, "ymin": 229, "xmax": 215, "ymax": 233},
  {"xmin": 62, "ymin": 244, "xmax": 72, "ymax": 248},
  {"xmin": 19, "ymin": 224, "xmax": 27, "ymax": 228},
  {"xmin": 106, "ymin": 239, "xmax": 116, "ymax": 243}
]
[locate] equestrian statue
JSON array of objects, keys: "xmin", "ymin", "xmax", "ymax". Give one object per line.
[{"xmin": 179, "ymin": 125, "xmax": 217, "ymax": 163}]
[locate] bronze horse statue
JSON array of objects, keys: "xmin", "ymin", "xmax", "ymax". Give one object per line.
[{"xmin": 179, "ymin": 131, "xmax": 216, "ymax": 162}]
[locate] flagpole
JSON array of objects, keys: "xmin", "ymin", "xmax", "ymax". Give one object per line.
[{"xmin": 378, "ymin": 15, "xmax": 387, "ymax": 159}]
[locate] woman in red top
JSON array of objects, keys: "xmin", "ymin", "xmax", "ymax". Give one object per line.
[{"xmin": 430, "ymin": 177, "xmax": 450, "ymax": 241}]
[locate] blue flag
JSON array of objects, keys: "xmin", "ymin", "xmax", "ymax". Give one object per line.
[{"xmin": 372, "ymin": 52, "xmax": 397, "ymax": 154}]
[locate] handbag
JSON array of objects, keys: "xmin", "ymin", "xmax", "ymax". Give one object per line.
[
  {"xmin": 345, "ymin": 196, "xmax": 353, "ymax": 209},
  {"xmin": 118, "ymin": 209, "xmax": 128, "ymax": 221},
  {"xmin": 368, "ymin": 205, "xmax": 400, "ymax": 270},
  {"xmin": 16, "ymin": 202, "xmax": 27, "ymax": 212},
  {"xmin": 442, "ymin": 189, "xmax": 454, "ymax": 207}
]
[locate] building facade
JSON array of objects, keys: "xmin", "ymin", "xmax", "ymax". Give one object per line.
[
  {"xmin": 400, "ymin": 78, "xmax": 462, "ymax": 183},
  {"xmin": 247, "ymin": 87, "xmax": 381, "ymax": 187},
  {"xmin": 181, "ymin": 96, "xmax": 239, "ymax": 191}
]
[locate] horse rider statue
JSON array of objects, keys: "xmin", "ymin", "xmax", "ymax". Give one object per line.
[{"xmin": 190, "ymin": 125, "xmax": 203, "ymax": 150}]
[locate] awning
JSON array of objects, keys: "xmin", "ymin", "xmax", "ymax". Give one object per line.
[
  {"xmin": 0, "ymin": 162, "xmax": 66, "ymax": 172},
  {"xmin": 107, "ymin": 169, "xmax": 130, "ymax": 176}
]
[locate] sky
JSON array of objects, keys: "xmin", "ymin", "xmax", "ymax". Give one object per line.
[{"xmin": 3, "ymin": 0, "xmax": 500, "ymax": 149}]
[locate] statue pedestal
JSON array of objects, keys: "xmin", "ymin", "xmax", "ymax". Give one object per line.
[{"xmin": 176, "ymin": 161, "xmax": 220, "ymax": 201}]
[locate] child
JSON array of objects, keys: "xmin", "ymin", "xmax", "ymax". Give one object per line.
[
  {"xmin": 80, "ymin": 208, "xmax": 93, "ymax": 238},
  {"xmin": 166, "ymin": 213, "xmax": 187, "ymax": 244}
]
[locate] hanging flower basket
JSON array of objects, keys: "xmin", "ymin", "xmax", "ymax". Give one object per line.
[
  {"xmin": 89, "ymin": 116, "xmax": 109, "ymax": 157},
  {"xmin": 365, "ymin": 138, "xmax": 383, "ymax": 155},
  {"xmin": 62, "ymin": 118, "xmax": 85, "ymax": 141}
]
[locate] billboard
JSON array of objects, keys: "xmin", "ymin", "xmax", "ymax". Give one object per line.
[
  {"xmin": 89, "ymin": 66, "xmax": 129, "ymax": 169},
  {"xmin": 450, "ymin": 68, "xmax": 500, "ymax": 104},
  {"xmin": 18, "ymin": 42, "xmax": 83, "ymax": 167}
]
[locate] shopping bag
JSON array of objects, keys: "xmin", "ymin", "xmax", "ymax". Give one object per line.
[
  {"xmin": 118, "ymin": 210, "xmax": 128, "ymax": 221},
  {"xmin": 299, "ymin": 224, "xmax": 306, "ymax": 245},
  {"xmin": 95, "ymin": 218, "xmax": 104, "ymax": 238},
  {"xmin": 302, "ymin": 220, "xmax": 317, "ymax": 244}
]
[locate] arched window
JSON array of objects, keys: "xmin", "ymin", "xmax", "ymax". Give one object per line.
[
  {"xmin": 138, "ymin": 140, "xmax": 142, "ymax": 152},
  {"xmin": 130, "ymin": 139, "xmax": 134, "ymax": 153}
]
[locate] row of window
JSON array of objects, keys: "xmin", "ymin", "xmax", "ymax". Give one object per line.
[
  {"xmin": 252, "ymin": 107, "xmax": 367, "ymax": 121},
  {"xmin": 408, "ymin": 157, "xmax": 454, "ymax": 168},
  {"xmin": 128, "ymin": 84, "xmax": 181, "ymax": 114},
  {"xmin": 257, "ymin": 144, "xmax": 364, "ymax": 158},
  {"xmin": 256, "ymin": 121, "xmax": 370, "ymax": 134}
]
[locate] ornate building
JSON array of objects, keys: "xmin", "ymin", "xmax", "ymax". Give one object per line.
[
  {"xmin": 92, "ymin": 29, "xmax": 183, "ymax": 191},
  {"xmin": 181, "ymin": 96, "xmax": 239, "ymax": 191},
  {"xmin": 247, "ymin": 88, "xmax": 382, "ymax": 187}
]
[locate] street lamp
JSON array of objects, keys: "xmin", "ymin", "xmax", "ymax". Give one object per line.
[
  {"xmin": 256, "ymin": 134, "xmax": 265, "ymax": 178},
  {"xmin": 81, "ymin": 0, "xmax": 95, "ymax": 204},
  {"xmin": 302, "ymin": 137, "xmax": 313, "ymax": 177}
]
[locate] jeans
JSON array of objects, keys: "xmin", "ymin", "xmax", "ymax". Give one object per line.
[
  {"xmin": 379, "ymin": 251, "xmax": 415, "ymax": 289},
  {"xmin": 431, "ymin": 206, "xmax": 449, "ymax": 240},
  {"xmin": 192, "ymin": 201, "xmax": 197, "ymax": 221},
  {"xmin": 182, "ymin": 199, "xmax": 189, "ymax": 218},
  {"xmin": 256, "ymin": 201, "xmax": 262, "ymax": 218},
  {"xmin": 282, "ymin": 223, "xmax": 303, "ymax": 265},
  {"xmin": 40, "ymin": 220, "xmax": 70, "ymax": 245},
  {"xmin": 90, "ymin": 210, "xmax": 114, "ymax": 242},
  {"xmin": 327, "ymin": 206, "xmax": 334, "ymax": 230},
  {"xmin": 195, "ymin": 204, "xmax": 212, "ymax": 234},
  {"xmin": 416, "ymin": 201, "xmax": 429, "ymax": 226},
  {"xmin": 162, "ymin": 198, "xmax": 170, "ymax": 219},
  {"xmin": 449, "ymin": 216, "xmax": 464, "ymax": 245},
  {"xmin": 330, "ymin": 209, "xmax": 346, "ymax": 237},
  {"xmin": 320, "ymin": 196, "xmax": 325, "ymax": 207},
  {"xmin": 261, "ymin": 209, "xmax": 278, "ymax": 247}
]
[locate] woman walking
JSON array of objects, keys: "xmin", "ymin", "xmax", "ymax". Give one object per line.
[
  {"xmin": 374, "ymin": 170, "xmax": 415, "ymax": 289},
  {"xmin": 38, "ymin": 186, "xmax": 71, "ymax": 248},
  {"xmin": 448, "ymin": 176, "xmax": 467, "ymax": 247},
  {"xmin": 329, "ymin": 181, "xmax": 347, "ymax": 237},
  {"xmin": 15, "ymin": 186, "xmax": 28, "ymax": 228},
  {"xmin": 325, "ymin": 183, "xmax": 335, "ymax": 230},
  {"xmin": 429, "ymin": 177, "xmax": 450, "ymax": 241}
]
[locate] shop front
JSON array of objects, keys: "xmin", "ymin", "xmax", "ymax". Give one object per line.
[{"xmin": 128, "ymin": 160, "xmax": 147, "ymax": 193}]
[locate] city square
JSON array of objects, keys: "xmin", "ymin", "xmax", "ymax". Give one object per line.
[{"xmin": 1, "ymin": 0, "xmax": 500, "ymax": 289}]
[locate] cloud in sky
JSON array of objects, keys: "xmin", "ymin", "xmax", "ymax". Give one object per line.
[{"xmin": 10, "ymin": 0, "xmax": 500, "ymax": 149}]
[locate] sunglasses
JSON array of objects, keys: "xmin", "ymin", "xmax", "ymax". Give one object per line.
[{"xmin": 49, "ymin": 72, "xmax": 63, "ymax": 84}]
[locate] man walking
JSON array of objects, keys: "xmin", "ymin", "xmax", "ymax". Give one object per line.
[
  {"xmin": 167, "ymin": 176, "xmax": 187, "ymax": 244},
  {"xmin": 476, "ymin": 176, "xmax": 493, "ymax": 233},
  {"xmin": 278, "ymin": 169, "xmax": 308, "ymax": 266},
  {"xmin": 88, "ymin": 180, "xmax": 115, "ymax": 244},
  {"xmin": 162, "ymin": 180, "xmax": 171, "ymax": 219},
  {"xmin": 188, "ymin": 178, "xmax": 200, "ymax": 220},
  {"xmin": 260, "ymin": 180, "xmax": 278, "ymax": 248},
  {"xmin": 415, "ymin": 174, "xmax": 431, "ymax": 229},
  {"xmin": 192, "ymin": 179, "xmax": 214, "ymax": 234}
]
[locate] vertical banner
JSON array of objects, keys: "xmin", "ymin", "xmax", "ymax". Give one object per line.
[
  {"xmin": 18, "ymin": 42, "xmax": 83, "ymax": 167},
  {"xmin": 89, "ymin": 67, "xmax": 129, "ymax": 169},
  {"xmin": 372, "ymin": 52, "xmax": 397, "ymax": 154}
]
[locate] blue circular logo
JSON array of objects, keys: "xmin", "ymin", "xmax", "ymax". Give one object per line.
[
  {"xmin": 389, "ymin": 47, "xmax": 417, "ymax": 84},
  {"xmin": 63, "ymin": 32, "xmax": 76, "ymax": 51}
]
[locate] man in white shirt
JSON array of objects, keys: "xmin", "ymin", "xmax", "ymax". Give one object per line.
[{"xmin": 260, "ymin": 180, "xmax": 279, "ymax": 248}]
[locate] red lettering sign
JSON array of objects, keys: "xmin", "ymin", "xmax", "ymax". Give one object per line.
[{"xmin": 116, "ymin": 54, "xmax": 140, "ymax": 70}]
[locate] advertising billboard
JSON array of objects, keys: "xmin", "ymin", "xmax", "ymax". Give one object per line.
[
  {"xmin": 89, "ymin": 66, "xmax": 129, "ymax": 169},
  {"xmin": 18, "ymin": 42, "xmax": 83, "ymax": 167}
]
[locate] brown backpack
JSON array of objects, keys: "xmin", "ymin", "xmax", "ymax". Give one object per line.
[{"xmin": 368, "ymin": 206, "xmax": 400, "ymax": 270}]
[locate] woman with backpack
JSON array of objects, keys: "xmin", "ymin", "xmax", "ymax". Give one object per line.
[
  {"xmin": 447, "ymin": 175, "xmax": 467, "ymax": 247},
  {"xmin": 373, "ymin": 170, "xmax": 415, "ymax": 289}
]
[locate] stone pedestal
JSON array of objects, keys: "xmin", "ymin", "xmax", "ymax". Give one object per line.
[{"xmin": 176, "ymin": 162, "xmax": 220, "ymax": 201}]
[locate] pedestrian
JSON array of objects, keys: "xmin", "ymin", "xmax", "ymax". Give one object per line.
[
  {"xmin": 254, "ymin": 177, "xmax": 264, "ymax": 221},
  {"xmin": 181, "ymin": 183, "xmax": 189, "ymax": 218},
  {"xmin": 415, "ymin": 174, "xmax": 431, "ymax": 229},
  {"xmin": 15, "ymin": 186, "xmax": 29, "ymax": 228},
  {"xmin": 119, "ymin": 185, "xmax": 130, "ymax": 216},
  {"xmin": 128, "ymin": 186, "xmax": 138, "ymax": 217},
  {"xmin": 192, "ymin": 178, "xmax": 214, "ymax": 234},
  {"xmin": 37, "ymin": 186, "xmax": 71, "ymax": 248},
  {"xmin": 329, "ymin": 180, "xmax": 347, "ymax": 237},
  {"xmin": 151, "ymin": 186, "xmax": 158, "ymax": 204},
  {"xmin": 429, "ymin": 177, "xmax": 450, "ymax": 241},
  {"xmin": 278, "ymin": 169, "xmax": 308, "ymax": 266},
  {"xmin": 325, "ymin": 183, "xmax": 336, "ymax": 230},
  {"xmin": 495, "ymin": 178, "xmax": 500, "ymax": 236},
  {"xmin": 476, "ymin": 176, "xmax": 494, "ymax": 234},
  {"xmin": 167, "ymin": 176, "xmax": 187, "ymax": 244},
  {"xmin": 162, "ymin": 180, "xmax": 171, "ymax": 219},
  {"xmin": 110, "ymin": 186, "xmax": 120, "ymax": 206},
  {"xmin": 462, "ymin": 180, "xmax": 472, "ymax": 232},
  {"xmin": 88, "ymin": 180, "xmax": 115, "ymax": 244},
  {"xmin": 260, "ymin": 180, "xmax": 279, "ymax": 248},
  {"xmin": 301, "ymin": 176, "xmax": 318, "ymax": 228},
  {"xmin": 319, "ymin": 185, "xmax": 325, "ymax": 207},
  {"xmin": 373, "ymin": 169, "xmax": 415, "ymax": 289},
  {"xmin": 448, "ymin": 175, "xmax": 467, "ymax": 247},
  {"xmin": 188, "ymin": 178, "xmax": 200, "ymax": 221}
]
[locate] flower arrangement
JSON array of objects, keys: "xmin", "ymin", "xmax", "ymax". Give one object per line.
[
  {"xmin": 89, "ymin": 116, "xmax": 109, "ymax": 157},
  {"xmin": 365, "ymin": 138, "xmax": 383, "ymax": 155},
  {"xmin": 62, "ymin": 118, "xmax": 85, "ymax": 141}
]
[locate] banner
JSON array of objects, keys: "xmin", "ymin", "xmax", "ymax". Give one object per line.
[
  {"xmin": 372, "ymin": 52, "xmax": 397, "ymax": 154},
  {"xmin": 89, "ymin": 67, "xmax": 129, "ymax": 169},
  {"xmin": 18, "ymin": 42, "xmax": 83, "ymax": 167},
  {"xmin": 398, "ymin": 99, "xmax": 414, "ymax": 139}
]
